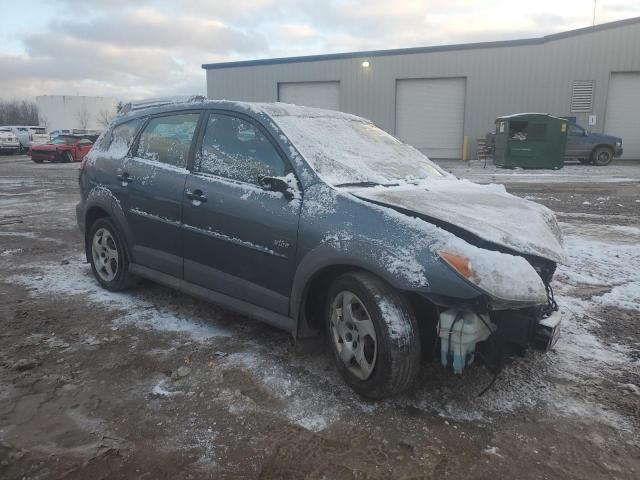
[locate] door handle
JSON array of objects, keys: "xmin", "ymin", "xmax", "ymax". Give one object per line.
[
  {"xmin": 185, "ymin": 189, "xmax": 207, "ymax": 204},
  {"xmin": 116, "ymin": 172, "xmax": 132, "ymax": 184}
]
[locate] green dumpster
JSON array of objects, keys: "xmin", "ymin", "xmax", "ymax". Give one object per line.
[{"xmin": 493, "ymin": 113, "xmax": 568, "ymax": 169}]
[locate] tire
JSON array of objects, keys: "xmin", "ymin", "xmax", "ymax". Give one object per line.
[
  {"xmin": 32, "ymin": 157, "xmax": 43, "ymax": 164},
  {"xmin": 592, "ymin": 146, "xmax": 614, "ymax": 166},
  {"xmin": 88, "ymin": 217, "xmax": 139, "ymax": 291},
  {"xmin": 325, "ymin": 270, "xmax": 421, "ymax": 399},
  {"xmin": 578, "ymin": 158, "xmax": 592, "ymax": 165}
]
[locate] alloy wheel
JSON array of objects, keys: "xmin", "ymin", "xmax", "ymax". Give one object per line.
[
  {"xmin": 91, "ymin": 228, "xmax": 119, "ymax": 282},
  {"xmin": 329, "ymin": 290, "xmax": 378, "ymax": 380},
  {"xmin": 597, "ymin": 150, "xmax": 612, "ymax": 165}
]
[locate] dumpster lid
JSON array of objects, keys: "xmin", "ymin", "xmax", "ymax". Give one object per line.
[{"xmin": 496, "ymin": 112, "xmax": 566, "ymax": 121}]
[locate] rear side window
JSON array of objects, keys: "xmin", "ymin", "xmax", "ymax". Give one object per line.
[
  {"xmin": 100, "ymin": 118, "xmax": 142, "ymax": 154},
  {"xmin": 197, "ymin": 114, "xmax": 285, "ymax": 184},
  {"xmin": 136, "ymin": 113, "xmax": 199, "ymax": 168}
]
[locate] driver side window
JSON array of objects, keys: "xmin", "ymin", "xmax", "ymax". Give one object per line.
[
  {"xmin": 569, "ymin": 124, "xmax": 583, "ymax": 136},
  {"xmin": 197, "ymin": 114, "xmax": 285, "ymax": 184}
]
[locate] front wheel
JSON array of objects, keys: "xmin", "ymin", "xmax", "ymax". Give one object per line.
[
  {"xmin": 326, "ymin": 271, "xmax": 421, "ymax": 399},
  {"xmin": 88, "ymin": 217, "xmax": 138, "ymax": 291},
  {"xmin": 592, "ymin": 146, "xmax": 613, "ymax": 166}
]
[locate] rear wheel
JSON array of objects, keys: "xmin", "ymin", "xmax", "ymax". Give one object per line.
[
  {"xmin": 32, "ymin": 157, "xmax": 43, "ymax": 164},
  {"xmin": 592, "ymin": 146, "xmax": 614, "ymax": 166},
  {"xmin": 88, "ymin": 217, "xmax": 138, "ymax": 291},
  {"xmin": 326, "ymin": 271, "xmax": 421, "ymax": 399}
]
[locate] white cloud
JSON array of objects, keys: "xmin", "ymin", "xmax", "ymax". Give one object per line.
[{"xmin": 1, "ymin": 0, "xmax": 639, "ymax": 100}]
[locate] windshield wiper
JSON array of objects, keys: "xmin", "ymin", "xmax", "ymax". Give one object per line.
[{"xmin": 334, "ymin": 181, "xmax": 398, "ymax": 188}]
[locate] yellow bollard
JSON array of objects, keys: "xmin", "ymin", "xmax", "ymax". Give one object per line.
[{"xmin": 462, "ymin": 135, "xmax": 469, "ymax": 161}]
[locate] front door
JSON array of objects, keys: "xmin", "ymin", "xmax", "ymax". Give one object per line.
[
  {"xmin": 182, "ymin": 112, "xmax": 301, "ymax": 314},
  {"xmin": 566, "ymin": 123, "xmax": 591, "ymax": 158},
  {"xmin": 122, "ymin": 111, "xmax": 200, "ymax": 277}
]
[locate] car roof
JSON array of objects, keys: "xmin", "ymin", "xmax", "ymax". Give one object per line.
[{"xmin": 114, "ymin": 98, "xmax": 368, "ymax": 127}]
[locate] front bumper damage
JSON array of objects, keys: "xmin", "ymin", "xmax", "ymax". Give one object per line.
[{"xmin": 437, "ymin": 301, "xmax": 561, "ymax": 374}]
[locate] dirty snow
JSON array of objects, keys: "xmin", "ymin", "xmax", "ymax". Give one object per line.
[{"xmin": 11, "ymin": 257, "xmax": 231, "ymax": 341}]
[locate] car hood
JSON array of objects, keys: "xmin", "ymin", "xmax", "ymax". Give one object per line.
[
  {"xmin": 586, "ymin": 132, "xmax": 621, "ymax": 143},
  {"xmin": 352, "ymin": 178, "xmax": 567, "ymax": 264}
]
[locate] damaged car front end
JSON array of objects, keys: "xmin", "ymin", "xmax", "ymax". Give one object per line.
[
  {"xmin": 266, "ymin": 103, "xmax": 566, "ymax": 384},
  {"xmin": 349, "ymin": 179, "xmax": 565, "ymax": 374}
]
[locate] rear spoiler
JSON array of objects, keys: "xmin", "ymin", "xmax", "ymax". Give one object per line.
[{"xmin": 118, "ymin": 95, "xmax": 206, "ymax": 115}]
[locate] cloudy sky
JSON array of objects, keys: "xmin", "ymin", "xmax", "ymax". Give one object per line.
[{"xmin": 1, "ymin": 0, "xmax": 639, "ymax": 101}]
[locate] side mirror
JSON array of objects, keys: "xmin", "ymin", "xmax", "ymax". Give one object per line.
[{"xmin": 258, "ymin": 175, "xmax": 296, "ymax": 200}]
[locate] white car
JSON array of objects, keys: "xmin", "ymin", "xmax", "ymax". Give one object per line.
[
  {"xmin": 0, "ymin": 127, "xmax": 20, "ymax": 154},
  {"xmin": 7, "ymin": 126, "xmax": 49, "ymax": 152}
]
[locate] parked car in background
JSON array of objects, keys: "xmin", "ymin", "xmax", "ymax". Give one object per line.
[
  {"xmin": 565, "ymin": 123, "xmax": 623, "ymax": 166},
  {"xmin": 30, "ymin": 135, "xmax": 96, "ymax": 163},
  {"xmin": 0, "ymin": 127, "xmax": 20, "ymax": 154},
  {"xmin": 6, "ymin": 126, "xmax": 49, "ymax": 153},
  {"xmin": 49, "ymin": 129, "xmax": 72, "ymax": 140},
  {"xmin": 77, "ymin": 99, "xmax": 564, "ymax": 398}
]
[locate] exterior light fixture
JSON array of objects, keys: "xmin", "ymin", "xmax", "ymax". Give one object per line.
[{"xmin": 361, "ymin": 61, "xmax": 370, "ymax": 68}]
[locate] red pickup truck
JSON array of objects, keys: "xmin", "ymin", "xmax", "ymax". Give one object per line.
[{"xmin": 30, "ymin": 135, "xmax": 96, "ymax": 163}]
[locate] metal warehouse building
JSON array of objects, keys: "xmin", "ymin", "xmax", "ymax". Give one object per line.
[{"xmin": 203, "ymin": 17, "xmax": 640, "ymax": 160}]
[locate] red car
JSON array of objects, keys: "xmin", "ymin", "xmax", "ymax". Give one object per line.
[{"xmin": 30, "ymin": 135, "xmax": 96, "ymax": 163}]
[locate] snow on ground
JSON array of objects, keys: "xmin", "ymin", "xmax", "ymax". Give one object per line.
[
  {"xmin": 6, "ymin": 181, "xmax": 639, "ymax": 433},
  {"xmin": 11, "ymin": 257, "xmax": 231, "ymax": 341}
]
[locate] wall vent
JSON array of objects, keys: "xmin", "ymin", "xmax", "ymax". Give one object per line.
[{"xmin": 571, "ymin": 81, "xmax": 594, "ymax": 112}]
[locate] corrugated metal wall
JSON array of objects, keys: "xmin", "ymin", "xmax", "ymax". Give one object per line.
[{"xmin": 205, "ymin": 21, "xmax": 640, "ymax": 159}]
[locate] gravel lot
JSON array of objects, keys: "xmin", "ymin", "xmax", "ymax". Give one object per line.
[{"xmin": 1, "ymin": 155, "xmax": 639, "ymax": 479}]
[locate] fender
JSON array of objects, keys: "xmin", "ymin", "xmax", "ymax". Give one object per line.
[
  {"xmin": 290, "ymin": 239, "xmax": 432, "ymax": 336},
  {"xmin": 83, "ymin": 185, "xmax": 135, "ymax": 263}
]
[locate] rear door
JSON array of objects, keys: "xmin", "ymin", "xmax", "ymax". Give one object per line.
[
  {"xmin": 182, "ymin": 111, "xmax": 301, "ymax": 314},
  {"xmin": 121, "ymin": 111, "xmax": 201, "ymax": 277}
]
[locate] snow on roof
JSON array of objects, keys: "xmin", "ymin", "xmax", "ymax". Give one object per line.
[{"xmin": 223, "ymin": 101, "xmax": 366, "ymax": 122}]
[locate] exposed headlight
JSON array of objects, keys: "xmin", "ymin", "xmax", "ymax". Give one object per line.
[
  {"xmin": 438, "ymin": 249, "xmax": 547, "ymax": 305},
  {"xmin": 438, "ymin": 251, "xmax": 473, "ymax": 279}
]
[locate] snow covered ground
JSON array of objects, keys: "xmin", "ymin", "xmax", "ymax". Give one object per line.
[{"xmin": 1, "ymin": 155, "xmax": 639, "ymax": 479}]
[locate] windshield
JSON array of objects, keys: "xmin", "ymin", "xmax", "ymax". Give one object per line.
[{"xmin": 273, "ymin": 115, "xmax": 444, "ymax": 186}]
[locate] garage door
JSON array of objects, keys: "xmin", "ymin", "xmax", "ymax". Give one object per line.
[
  {"xmin": 278, "ymin": 82, "xmax": 340, "ymax": 110},
  {"xmin": 395, "ymin": 78, "xmax": 466, "ymax": 159},
  {"xmin": 605, "ymin": 72, "xmax": 640, "ymax": 160}
]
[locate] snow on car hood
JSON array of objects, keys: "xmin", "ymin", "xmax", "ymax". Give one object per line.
[{"xmin": 352, "ymin": 178, "xmax": 567, "ymax": 264}]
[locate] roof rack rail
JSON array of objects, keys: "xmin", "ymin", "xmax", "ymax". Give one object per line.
[{"xmin": 118, "ymin": 95, "xmax": 206, "ymax": 115}]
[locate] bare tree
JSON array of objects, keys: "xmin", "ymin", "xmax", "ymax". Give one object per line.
[
  {"xmin": 76, "ymin": 105, "xmax": 91, "ymax": 129},
  {"xmin": 0, "ymin": 99, "xmax": 39, "ymax": 125},
  {"xmin": 97, "ymin": 108, "xmax": 115, "ymax": 128},
  {"xmin": 39, "ymin": 114, "xmax": 49, "ymax": 130}
]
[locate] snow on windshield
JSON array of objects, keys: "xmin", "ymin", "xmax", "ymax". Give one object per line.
[{"xmin": 273, "ymin": 115, "xmax": 444, "ymax": 185}]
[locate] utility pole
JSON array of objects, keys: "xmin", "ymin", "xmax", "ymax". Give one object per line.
[{"xmin": 593, "ymin": 0, "xmax": 597, "ymax": 25}]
